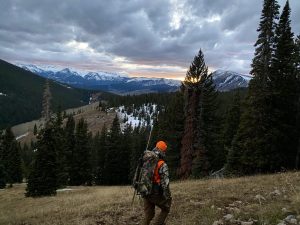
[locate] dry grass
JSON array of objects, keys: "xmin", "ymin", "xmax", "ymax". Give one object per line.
[
  {"xmin": 72, "ymin": 110, "xmax": 115, "ymax": 136},
  {"xmin": 0, "ymin": 172, "xmax": 300, "ymax": 225}
]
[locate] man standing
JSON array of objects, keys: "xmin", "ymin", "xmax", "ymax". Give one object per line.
[{"xmin": 142, "ymin": 141, "xmax": 172, "ymax": 225}]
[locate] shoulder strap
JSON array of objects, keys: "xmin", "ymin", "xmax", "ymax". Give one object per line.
[{"xmin": 157, "ymin": 160, "xmax": 165, "ymax": 169}]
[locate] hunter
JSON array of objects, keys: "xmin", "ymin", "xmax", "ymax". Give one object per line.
[{"xmin": 142, "ymin": 141, "xmax": 172, "ymax": 225}]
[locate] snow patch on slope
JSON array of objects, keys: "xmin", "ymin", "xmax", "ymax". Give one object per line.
[
  {"xmin": 116, "ymin": 104, "xmax": 158, "ymax": 131},
  {"xmin": 16, "ymin": 132, "xmax": 29, "ymax": 140}
]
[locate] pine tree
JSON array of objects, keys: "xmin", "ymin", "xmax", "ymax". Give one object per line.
[
  {"xmin": 1, "ymin": 128, "xmax": 22, "ymax": 186},
  {"xmin": 69, "ymin": 118, "xmax": 92, "ymax": 185},
  {"xmin": 103, "ymin": 115, "xmax": 123, "ymax": 185},
  {"xmin": 6, "ymin": 141, "xmax": 23, "ymax": 185},
  {"xmin": 129, "ymin": 125, "xmax": 148, "ymax": 181},
  {"xmin": 178, "ymin": 64, "xmax": 203, "ymax": 178},
  {"xmin": 64, "ymin": 115, "xmax": 75, "ymax": 183},
  {"xmin": 26, "ymin": 83, "xmax": 59, "ymax": 196},
  {"xmin": 26, "ymin": 122, "xmax": 58, "ymax": 197},
  {"xmin": 1, "ymin": 128, "xmax": 14, "ymax": 179},
  {"xmin": 94, "ymin": 125, "xmax": 108, "ymax": 185},
  {"xmin": 91, "ymin": 131, "xmax": 100, "ymax": 182},
  {"xmin": 151, "ymin": 93, "xmax": 184, "ymax": 179},
  {"xmin": 268, "ymin": 0, "xmax": 298, "ymax": 169},
  {"xmin": 54, "ymin": 108, "xmax": 68, "ymax": 188},
  {"xmin": 226, "ymin": 0, "xmax": 280, "ymax": 175},
  {"xmin": 167, "ymin": 92, "xmax": 184, "ymax": 179},
  {"xmin": 251, "ymin": 0, "xmax": 280, "ymax": 84},
  {"xmin": 179, "ymin": 49, "xmax": 219, "ymax": 178},
  {"xmin": 120, "ymin": 124, "xmax": 132, "ymax": 184},
  {"xmin": 199, "ymin": 76, "xmax": 222, "ymax": 172}
]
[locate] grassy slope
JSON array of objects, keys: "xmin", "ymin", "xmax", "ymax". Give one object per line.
[
  {"xmin": 0, "ymin": 59, "xmax": 93, "ymax": 129},
  {"xmin": 0, "ymin": 172, "xmax": 299, "ymax": 225},
  {"xmin": 15, "ymin": 107, "xmax": 117, "ymax": 146}
]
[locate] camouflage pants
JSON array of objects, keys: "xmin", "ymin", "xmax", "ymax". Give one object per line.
[{"xmin": 142, "ymin": 194, "xmax": 172, "ymax": 225}]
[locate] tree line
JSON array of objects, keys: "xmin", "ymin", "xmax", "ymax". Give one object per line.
[{"xmin": 171, "ymin": 0, "xmax": 300, "ymax": 178}]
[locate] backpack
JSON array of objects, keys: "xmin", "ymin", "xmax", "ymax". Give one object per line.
[{"xmin": 133, "ymin": 150, "xmax": 159, "ymax": 197}]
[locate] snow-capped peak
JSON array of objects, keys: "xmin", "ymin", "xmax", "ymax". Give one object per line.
[
  {"xmin": 212, "ymin": 70, "xmax": 252, "ymax": 91},
  {"xmin": 17, "ymin": 63, "xmax": 63, "ymax": 73},
  {"xmin": 84, "ymin": 71, "xmax": 128, "ymax": 81},
  {"xmin": 17, "ymin": 63, "xmax": 129, "ymax": 79}
]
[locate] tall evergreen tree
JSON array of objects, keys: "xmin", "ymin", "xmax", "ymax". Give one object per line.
[
  {"xmin": 178, "ymin": 59, "xmax": 203, "ymax": 178},
  {"xmin": 94, "ymin": 125, "xmax": 108, "ymax": 185},
  {"xmin": 6, "ymin": 141, "xmax": 23, "ymax": 185},
  {"xmin": 199, "ymin": 76, "xmax": 222, "ymax": 172},
  {"xmin": 179, "ymin": 49, "xmax": 219, "ymax": 178},
  {"xmin": 1, "ymin": 128, "xmax": 14, "ymax": 178},
  {"xmin": 64, "ymin": 115, "xmax": 75, "ymax": 183},
  {"xmin": 26, "ymin": 122, "xmax": 58, "ymax": 197},
  {"xmin": 54, "ymin": 108, "xmax": 68, "ymax": 188},
  {"xmin": 69, "ymin": 118, "xmax": 92, "ymax": 185},
  {"xmin": 1, "ymin": 128, "xmax": 22, "ymax": 186},
  {"xmin": 226, "ymin": 0, "xmax": 280, "ymax": 175},
  {"xmin": 26, "ymin": 81, "xmax": 62, "ymax": 196},
  {"xmin": 129, "ymin": 125, "xmax": 148, "ymax": 181},
  {"xmin": 91, "ymin": 131, "xmax": 101, "ymax": 182},
  {"xmin": 151, "ymin": 92, "xmax": 184, "ymax": 179},
  {"xmin": 268, "ymin": 0, "xmax": 298, "ymax": 169},
  {"xmin": 103, "ymin": 115, "xmax": 124, "ymax": 185},
  {"xmin": 120, "ymin": 124, "xmax": 132, "ymax": 184},
  {"xmin": 251, "ymin": 0, "xmax": 280, "ymax": 83}
]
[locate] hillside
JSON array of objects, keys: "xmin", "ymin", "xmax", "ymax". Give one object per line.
[
  {"xmin": 11, "ymin": 87, "xmax": 247, "ymax": 147},
  {"xmin": 0, "ymin": 172, "xmax": 299, "ymax": 225},
  {"xmin": 12, "ymin": 102, "xmax": 116, "ymax": 146},
  {"xmin": 0, "ymin": 59, "xmax": 113, "ymax": 129}
]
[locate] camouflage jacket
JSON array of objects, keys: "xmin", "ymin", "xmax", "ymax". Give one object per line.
[{"xmin": 153, "ymin": 148, "xmax": 171, "ymax": 199}]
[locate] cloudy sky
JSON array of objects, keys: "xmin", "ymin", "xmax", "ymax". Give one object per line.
[{"xmin": 0, "ymin": 0, "xmax": 299, "ymax": 80}]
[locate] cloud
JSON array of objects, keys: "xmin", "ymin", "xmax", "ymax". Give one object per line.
[{"xmin": 0, "ymin": 0, "xmax": 299, "ymax": 78}]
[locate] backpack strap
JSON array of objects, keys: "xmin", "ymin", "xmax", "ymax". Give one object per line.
[{"xmin": 153, "ymin": 159, "xmax": 165, "ymax": 184}]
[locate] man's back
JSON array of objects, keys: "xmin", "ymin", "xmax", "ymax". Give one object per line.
[{"xmin": 142, "ymin": 141, "xmax": 172, "ymax": 225}]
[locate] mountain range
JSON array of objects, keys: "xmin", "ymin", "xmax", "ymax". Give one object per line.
[
  {"xmin": 0, "ymin": 60, "xmax": 100, "ymax": 129},
  {"xmin": 212, "ymin": 70, "xmax": 252, "ymax": 91},
  {"xmin": 17, "ymin": 64, "xmax": 252, "ymax": 94}
]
